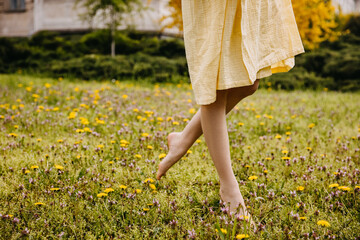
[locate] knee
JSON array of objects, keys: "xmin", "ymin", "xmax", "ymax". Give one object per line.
[{"xmin": 246, "ymin": 79, "xmax": 260, "ymax": 96}]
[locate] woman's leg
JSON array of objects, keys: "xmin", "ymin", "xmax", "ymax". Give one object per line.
[
  {"xmin": 200, "ymin": 89, "xmax": 245, "ymax": 215},
  {"xmin": 156, "ymin": 79, "xmax": 259, "ymax": 180}
]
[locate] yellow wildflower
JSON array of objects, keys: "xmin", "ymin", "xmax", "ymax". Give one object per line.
[
  {"xmin": 248, "ymin": 176, "xmax": 258, "ymax": 181},
  {"xmin": 159, "ymin": 153, "xmax": 166, "ymax": 159},
  {"xmin": 296, "ymin": 186, "xmax": 304, "ymax": 191},
  {"xmin": 337, "ymin": 186, "xmax": 351, "ymax": 192},
  {"xmin": 236, "ymin": 234, "xmax": 249, "ymax": 239},
  {"xmin": 104, "ymin": 188, "xmax": 114, "ymax": 193},
  {"xmin": 215, "ymin": 228, "xmax": 227, "ymax": 234},
  {"xmin": 144, "ymin": 178, "xmax": 155, "ymax": 183},
  {"xmin": 317, "ymin": 220, "xmax": 330, "ymax": 227},
  {"xmin": 97, "ymin": 193, "xmax": 108, "ymax": 197},
  {"xmin": 54, "ymin": 164, "xmax": 64, "ymax": 170},
  {"xmin": 34, "ymin": 202, "xmax": 46, "ymax": 206}
]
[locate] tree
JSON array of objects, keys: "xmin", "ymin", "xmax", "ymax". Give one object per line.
[
  {"xmin": 75, "ymin": 0, "xmax": 145, "ymax": 57},
  {"xmin": 291, "ymin": 0, "xmax": 342, "ymax": 50},
  {"xmin": 159, "ymin": 0, "xmax": 182, "ymax": 34}
]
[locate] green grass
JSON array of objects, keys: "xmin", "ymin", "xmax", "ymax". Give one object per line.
[{"xmin": 0, "ymin": 73, "xmax": 359, "ymax": 239}]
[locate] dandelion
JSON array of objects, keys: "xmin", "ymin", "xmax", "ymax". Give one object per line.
[
  {"xmin": 147, "ymin": 145, "xmax": 153, "ymax": 149},
  {"xmin": 236, "ymin": 234, "xmax": 249, "ymax": 239},
  {"xmin": 308, "ymin": 123, "xmax": 315, "ymax": 129},
  {"xmin": 97, "ymin": 144, "xmax": 104, "ymax": 149},
  {"xmin": 97, "ymin": 193, "xmax": 108, "ymax": 198},
  {"xmin": 34, "ymin": 202, "xmax": 45, "ymax": 206},
  {"xmin": 8, "ymin": 133, "xmax": 17, "ymax": 137},
  {"xmin": 141, "ymin": 133, "xmax": 149, "ymax": 137},
  {"xmin": 57, "ymin": 139, "xmax": 63, "ymax": 143},
  {"xmin": 143, "ymin": 208, "xmax": 150, "ymax": 211},
  {"xmin": 149, "ymin": 184, "xmax": 156, "ymax": 190},
  {"xmin": 172, "ymin": 121, "xmax": 179, "ymax": 125},
  {"xmin": 30, "ymin": 166, "xmax": 39, "ymax": 169},
  {"xmin": 329, "ymin": 183, "xmax": 339, "ymax": 188},
  {"xmin": 68, "ymin": 112, "xmax": 77, "ymax": 119},
  {"xmin": 122, "ymin": 94, "xmax": 128, "ymax": 99},
  {"xmin": 187, "ymin": 150, "xmax": 192, "ymax": 154},
  {"xmin": 189, "ymin": 108, "xmax": 196, "ymax": 114},
  {"xmin": 24, "ymin": 170, "xmax": 30, "ymax": 174},
  {"xmin": 134, "ymin": 189, "xmax": 142, "ymax": 194},
  {"xmin": 238, "ymin": 122, "xmax": 244, "ymax": 126},
  {"xmin": 120, "ymin": 139, "xmax": 129, "ymax": 145},
  {"xmin": 158, "ymin": 153, "xmax": 166, "ymax": 159},
  {"xmin": 317, "ymin": 220, "xmax": 330, "ymax": 227},
  {"xmin": 300, "ymin": 217, "xmax": 307, "ymax": 220},
  {"xmin": 248, "ymin": 176, "xmax": 258, "ymax": 181},
  {"xmin": 215, "ymin": 228, "xmax": 227, "ymax": 234},
  {"xmin": 196, "ymin": 139, "xmax": 202, "ymax": 143},
  {"xmin": 50, "ymin": 188, "xmax": 60, "ymax": 191},
  {"xmin": 297, "ymin": 186, "xmax": 305, "ymax": 191},
  {"xmin": 119, "ymin": 185, "xmax": 127, "ymax": 189},
  {"xmin": 104, "ymin": 188, "xmax": 114, "ymax": 193},
  {"xmin": 144, "ymin": 178, "xmax": 154, "ymax": 183},
  {"xmin": 337, "ymin": 186, "xmax": 351, "ymax": 192},
  {"xmin": 54, "ymin": 164, "xmax": 64, "ymax": 170},
  {"xmin": 275, "ymin": 134, "xmax": 282, "ymax": 139},
  {"xmin": 281, "ymin": 156, "xmax": 291, "ymax": 160},
  {"xmin": 135, "ymin": 154, "xmax": 142, "ymax": 159}
]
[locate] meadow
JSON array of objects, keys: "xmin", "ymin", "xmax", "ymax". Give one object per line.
[{"xmin": 0, "ymin": 74, "xmax": 359, "ymax": 239}]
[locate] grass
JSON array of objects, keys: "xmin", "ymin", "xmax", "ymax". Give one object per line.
[{"xmin": 0, "ymin": 73, "xmax": 359, "ymax": 239}]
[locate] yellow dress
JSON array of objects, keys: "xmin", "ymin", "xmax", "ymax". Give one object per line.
[{"xmin": 182, "ymin": 0, "xmax": 305, "ymax": 105}]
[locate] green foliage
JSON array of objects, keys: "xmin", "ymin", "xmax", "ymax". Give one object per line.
[{"xmin": 49, "ymin": 53, "xmax": 187, "ymax": 82}]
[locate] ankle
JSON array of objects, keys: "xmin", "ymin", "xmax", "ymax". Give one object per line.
[{"xmin": 220, "ymin": 177, "xmax": 238, "ymax": 188}]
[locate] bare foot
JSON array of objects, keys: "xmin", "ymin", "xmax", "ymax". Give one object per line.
[
  {"xmin": 219, "ymin": 183, "xmax": 256, "ymax": 229},
  {"xmin": 156, "ymin": 132, "xmax": 187, "ymax": 180}
]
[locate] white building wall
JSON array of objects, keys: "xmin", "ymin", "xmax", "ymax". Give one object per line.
[{"xmin": 332, "ymin": 0, "xmax": 360, "ymax": 14}]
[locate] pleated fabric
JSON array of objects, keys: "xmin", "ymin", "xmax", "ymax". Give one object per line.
[{"xmin": 182, "ymin": 0, "xmax": 305, "ymax": 105}]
